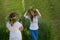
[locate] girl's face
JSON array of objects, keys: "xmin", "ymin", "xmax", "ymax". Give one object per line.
[{"xmin": 30, "ymin": 11, "xmax": 35, "ymax": 16}]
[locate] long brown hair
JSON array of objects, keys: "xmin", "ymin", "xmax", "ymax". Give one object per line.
[
  {"xmin": 28, "ymin": 8, "xmax": 38, "ymax": 22},
  {"xmin": 8, "ymin": 12, "xmax": 17, "ymax": 26}
]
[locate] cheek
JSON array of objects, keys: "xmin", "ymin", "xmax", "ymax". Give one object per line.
[
  {"xmin": 32, "ymin": 12, "xmax": 35, "ymax": 15},
  {"xmin": 32, "ymin": 13, "xmax": 34, "ymax": 15},
  {"xmin": 31, "ymin": 12, "xmax": 34, "ymax": 15}
]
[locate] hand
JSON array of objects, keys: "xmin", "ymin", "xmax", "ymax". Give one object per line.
[{"xmin": 19, "ymin": 26, "xmax": 23, "ymax": 31}]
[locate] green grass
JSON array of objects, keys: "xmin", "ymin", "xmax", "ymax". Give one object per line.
[{"xmin": 0, "ymin": 0, "xmax": 60, "ymax": 40}]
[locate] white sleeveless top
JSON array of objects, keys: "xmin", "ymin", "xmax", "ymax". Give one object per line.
[
  {"xmin": 25, "ymin": 16, "xmax": 39, "ymax": 30},
  {"xmin": 6, "ymin": 21, "xmax": 22, "ymax": 40}
]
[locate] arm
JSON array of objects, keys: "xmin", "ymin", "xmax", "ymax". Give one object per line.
[
  {"xmin": 19, "ymin": 25, "xmax": 23, "ymax": 31},
  {"xmin": 19, "ymin": 22, "xmax": 23, "ymax": 31},
  {"xmin": 24, "ymin": 11, "xmax": 30, "ymax": 19},
  {"xmin": 36, "ymin": 9, "xmax": 41, "ymax": 17},
  {"xmin": 24, "ymin": 11, "xmax": 27, "ymax": 17}
]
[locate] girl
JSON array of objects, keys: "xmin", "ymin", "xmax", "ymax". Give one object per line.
[
  {"xmin": 24, "ymin": 8, "xmax": 41, "ymax": 40},
  {"xmin": 6, "ymin": 12, "xmax": 23, "ymax": 40}
]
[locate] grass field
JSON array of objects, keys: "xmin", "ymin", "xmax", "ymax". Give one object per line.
[{"xmin": 0, "ymin": 0, "xmax": 60, "ymax": 40}]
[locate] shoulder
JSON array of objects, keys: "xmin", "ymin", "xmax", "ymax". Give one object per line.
[
  {"xmin": 6, "ymin": 21, "xmax": 10, "ymax": 25},
  {"xmin": 6, "ymin": 21, "xmax": 11, "ymax": 27},
  {"xmin": 25, "ymin": 16, "xmax": 30, "ymax": 18},
  {"xmin": 15, "ymin": 21, "xmax": 22, "ymax": 26},
  {"xmin": 16, "ymin": 21, "xmax": 21, "ymax": 24},
  {"xmin": 36, "ymin": 16, "xmax": 39, "ymax": 18}
]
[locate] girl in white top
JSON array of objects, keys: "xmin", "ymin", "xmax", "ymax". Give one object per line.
[
  {"xmin": 6, "ymin": 12, "xmax": 23, "ymax": 40},
  {"xmin": 24, "ymin": 7, "xmax": 41, "ymax": 40}
]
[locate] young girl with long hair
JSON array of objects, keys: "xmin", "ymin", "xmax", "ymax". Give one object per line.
[
  {"xmin": 24, "ymin": 7, "xmax": 41, "ymax": 40},
  {"xmin": 6, "ymin": 12, "xmax": 23, "ymax": 40}
]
